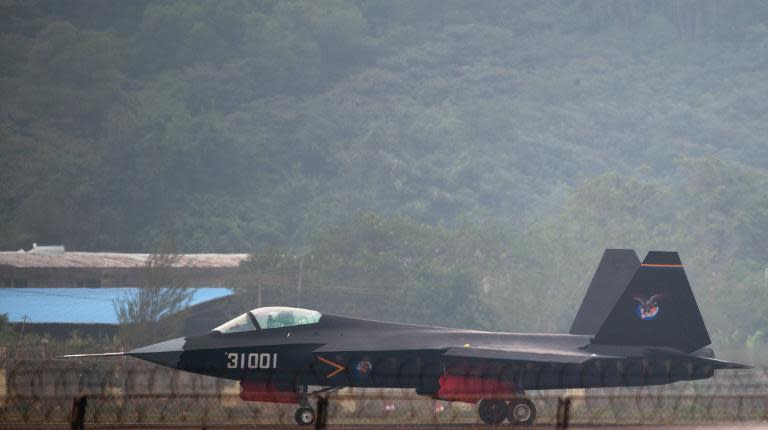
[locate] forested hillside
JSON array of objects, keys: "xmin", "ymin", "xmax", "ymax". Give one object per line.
[
  {"xmin": 2, "ymin": 1, "xmax": 768, "ymax": 350},
  {"xmin": 237, "ymin": 160, "xmax": 768, "ymax": 352}
]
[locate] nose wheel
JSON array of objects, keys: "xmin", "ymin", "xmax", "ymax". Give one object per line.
[{"xmin": 295, "ymin": 407, "xmax": 315, "ymax": 426}]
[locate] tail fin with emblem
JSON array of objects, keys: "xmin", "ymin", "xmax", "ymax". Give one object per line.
[{"xmin": 592, "ymin": 251, "xmax": 711, "ymax": 352}]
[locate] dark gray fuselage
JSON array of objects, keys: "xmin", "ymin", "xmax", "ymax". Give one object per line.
[{"xmin": 130, "ymin": 314, "xmax": 718, "ymax": 394}]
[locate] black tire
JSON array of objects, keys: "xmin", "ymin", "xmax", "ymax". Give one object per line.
[
  {"xmin": 478, "ymin": 399, "xmax": 508, "ymax": 425},
  {"xmin": 295, "ymin": 407, "xmax": 315, "ymax": 426},
  {"xmin": 507, "ymin": 398, "xmax": 536, "ymax": 426}
]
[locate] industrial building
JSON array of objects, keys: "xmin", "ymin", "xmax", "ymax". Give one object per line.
[{"xmin": 0, "ymin": 244, "xmax": 249, "ymax": 288}]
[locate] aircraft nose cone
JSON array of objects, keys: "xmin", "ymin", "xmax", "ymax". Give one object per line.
[{"xmin": 128, "ymin": 337, "xmax": 186, "ymax": 368}]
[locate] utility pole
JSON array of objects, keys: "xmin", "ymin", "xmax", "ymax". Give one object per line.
[
  {"xmin": 14, "ymin": 314, "xmax": 28, "ymax": 360},
  {"xmin": 297, "ymin": 258, "xmax": 303, "ymax": 307}
]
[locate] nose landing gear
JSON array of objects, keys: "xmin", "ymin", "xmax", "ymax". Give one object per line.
[
  {"xmin": 478, "ymin": 397, "xmax": 536, "ymax": 426},
  {"xmin": 294, "ymin": 385, "xmax": 342, "ymax": 426}
]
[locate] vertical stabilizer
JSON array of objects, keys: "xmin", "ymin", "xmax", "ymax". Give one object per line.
[
  {"xmin": 570, "ymin": 249, "xmax": 640, "ymax": 335},
  {"xmin": 593, "ymin": 251, "xmax": 711, "ymax": 352}
]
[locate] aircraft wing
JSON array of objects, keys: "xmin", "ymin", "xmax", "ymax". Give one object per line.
[
  {"xmin": 443, "ymin": 346, "xmax": 621, "ymax": 364},
  {"xmin": 644, "ymin": 348, "xmax": 752, "ymax": 370},
  {"xmin": 695, "ymin": 356, "xmax": 752, "ymax": 369}
]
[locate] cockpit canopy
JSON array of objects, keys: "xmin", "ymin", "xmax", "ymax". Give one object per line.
[{"xmin": 212, "ymin": 307, "xmax": 322, "ymax": 334}]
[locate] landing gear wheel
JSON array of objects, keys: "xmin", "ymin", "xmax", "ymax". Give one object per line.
[
  {"xmin": 507, "ymin": 398, "xmax": 535, "ymax": 426},
  {"xmin": 295, "ymin": 407, "xmax": 315, "ymax": 426},
  {"xmin": 478, "ymin": 399, "xmax": 508, "ymax": 425}
]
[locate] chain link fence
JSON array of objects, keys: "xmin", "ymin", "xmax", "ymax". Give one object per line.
[{"xmin": 1, "ymin": 356, "xmax": 767, "ymax": 428}]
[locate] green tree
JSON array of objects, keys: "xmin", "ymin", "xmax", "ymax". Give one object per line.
[{"xmin": 113, "ymin": 238, "xmax": 196, "ymax": 346}]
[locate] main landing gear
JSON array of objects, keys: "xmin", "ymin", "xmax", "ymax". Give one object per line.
[{"xmin": 478, "ymin": 398, "xmax": 536, "ymax": 426}]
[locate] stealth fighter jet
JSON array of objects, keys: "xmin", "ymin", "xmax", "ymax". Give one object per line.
[{"xmin": 65, "ymin": 250, "xmax": 747, "ymax": 425}]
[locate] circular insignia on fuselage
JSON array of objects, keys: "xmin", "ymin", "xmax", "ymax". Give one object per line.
[{"xmin": 355, "ymin": 360, "xmax": 373, "ymax": 376}]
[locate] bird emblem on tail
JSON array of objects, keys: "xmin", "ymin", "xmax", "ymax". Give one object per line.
[{"xmin": 633, "ymin": 293, "xmax": 664, "ymax": 320}]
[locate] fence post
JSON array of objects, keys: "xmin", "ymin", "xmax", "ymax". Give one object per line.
[
  {"xmin": 315, "ymin": 396, "xmax": 328, "ymax": 430},
  {"xmin": 70, "ymin": 395, "xmax": 87, "ymax": 430},
  {"xmin": 556, "ymin": 396, "xmax": 571, "ymax": 429}
]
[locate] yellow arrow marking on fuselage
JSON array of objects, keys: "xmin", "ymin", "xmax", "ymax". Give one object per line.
[{"xmin": 317, "ymin": 356, "xmax": 346, "ymax": 378}]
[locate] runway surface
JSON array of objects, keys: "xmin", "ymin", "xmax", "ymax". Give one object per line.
[{"xmin": 3, "ymin": 424, "xmax": 768, "ymax": 430}]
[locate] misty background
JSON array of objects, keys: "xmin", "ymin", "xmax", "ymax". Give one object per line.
[{"xmin": 1, "ymin": 1, "xmax": 768, "ymax": 355}]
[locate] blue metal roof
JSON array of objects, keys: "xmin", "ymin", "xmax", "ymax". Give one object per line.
[{"xmin": 0, "ymin": 288, "xmax": 232, "ymax": 323}]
